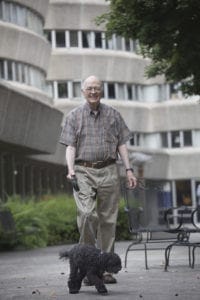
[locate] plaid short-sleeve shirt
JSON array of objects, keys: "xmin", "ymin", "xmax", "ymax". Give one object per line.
[{"xmin": 60, "ymin": 102, "xmax": 130, "ymax": 162}]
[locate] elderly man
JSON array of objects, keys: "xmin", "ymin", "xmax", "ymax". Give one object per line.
[{"xmin": 60, "ymin": 75, "xmax": 137, "ymax": 284}]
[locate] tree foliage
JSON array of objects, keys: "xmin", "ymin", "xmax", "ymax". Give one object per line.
[{"xmin": 97, "ymin": 0, "xmax": 200, "ymax": 95}]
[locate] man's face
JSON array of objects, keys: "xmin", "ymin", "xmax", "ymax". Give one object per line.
[{"xmin": 82, "ymin": 77, "xmax": 102, "ymax": 108}]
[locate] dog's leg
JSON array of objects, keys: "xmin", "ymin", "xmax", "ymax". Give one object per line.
[
  {"xmin": 68, "ymin": 261, "xmax": 80, "ymax": 294},
  {"xmin": 76, "ymin": 268, "xmax": 86, "ymax": 289},
  {"xmin": 87, "ymin": 272, "xmax": 108, "ymax": 294}
]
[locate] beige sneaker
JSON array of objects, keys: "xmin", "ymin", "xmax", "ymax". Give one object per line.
[{"xmin": 103, "ymin": 273, "xmax": 117, "ymax": 284}]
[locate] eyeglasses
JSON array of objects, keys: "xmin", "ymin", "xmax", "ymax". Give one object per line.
[{"xmin": 85, "ymin": 87, "xmax": 101, "ymax": 92}]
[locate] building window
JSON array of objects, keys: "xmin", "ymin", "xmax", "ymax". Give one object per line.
[
  {"xmin": 176, "ymin": 180, "xmax": 192, "ymax": 207},
  {"xmin": 183, "ymin": 130, "xmax": 192, "ymax": 146},
  {"xmin": 82, "ymin": 31, "xmax": 91, "ymax": 48},
  {"xmin": 58, "ymin": 82, "xmax": 68, "ymax": 98},
  {"xmin": 46, "ymin": 29, "xmax": 138, "ymax": 52},
  {"xmin": 0, "ymin": 1, "xmax": 44, "ymax": 35},
  {"xmin": 108, "ymin": 83, "xmax": 115, "ymax": 99},
  {"xmin": 7, "ymin": 60, "xmax": 13, "ymax": 80},
  {"xmin": 0, "ymin": 59, "xmax": 48, "ymax": 93},
  {"xmin": 118, "ymin": 83, "xmax": 125, "ymax": 99},
  {"xmin": 95, "ymin": 32, "xmax": 102, "ymax": 48},
  {"xmin": 0, "ymin": 59, "xmax": 4, "ymax": 78},
  {"xmin": 161, "ymin": 132, "xmax": 168, "ymax": 148},
  {"xmin": 130, "ymin": 133, "xmax": 140, "ymax": 146},
  {"xmin": 0, "ymin": 1, "xmax": 2, "ymax": 19},
  {"xmin": 127, "ymin": 84, "xmax": 133, "ymax": 100},
  {"xmin": 171, "ymin": 131, "xmax": 181, "ymax": 148},
  {"xmin": 125, "ymin": 38, "xmax": 131, "ymax": 51},
  {"xmin": 115, "ymin": 36, "xmax": 122, "ymax": 50},
  {"xmin": 73, "ymin": 82, "xmax": 81, "ymax": 98},
  {"xmin": 56, "ymin": 31, "xmax": 65, "ymax": 47},
  {"xmin": 105, "ymin": 37, "xmax": 114, "ymax": 50},
  {"xmin": 70, "ymin": 30, "xmax": 78, "ymax": 47}
]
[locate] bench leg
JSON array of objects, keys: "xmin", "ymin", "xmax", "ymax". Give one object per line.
[{"xmin": 164, "ymin": 244, "xmax": 174, "ymax": 271}]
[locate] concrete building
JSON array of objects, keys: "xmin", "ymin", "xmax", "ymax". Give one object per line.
[
  {"xmin": 1, "ymin": 0, "xmax": 200, "ymax": 216},
  {"xmin": 0, "ymin": 0, "xmax": 68, "ymax": 200}
]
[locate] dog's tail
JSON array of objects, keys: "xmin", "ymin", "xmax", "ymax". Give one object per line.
[{"xmin": 59, "ymin": 249, "xmax": 70, "ymax": 260}]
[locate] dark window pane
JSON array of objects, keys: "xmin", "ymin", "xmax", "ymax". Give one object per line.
[
  {"xmin": 0, "ymin": 59, "xmax": 4, "ymax": 78},
  {"xmin": 56, "ymin": 31, "xmax": 65, "ymax": 47},
  {"xmin": 95, "ymin": 32, "xmax": 102, "ymax": 48},
  {"xmin": 130, "ymin": 133, "xmax": 140, "ymax": 146},
  {"xmin": 108, "ymin": 83, "xmax": 115, "ymax": 99},
  {"xmin": 183, "ymin": 131, "xmax": 192, "ymax": 146},
  {"xmin": 0, "ymin": 1, "xmax": 3, "ymax": 19},
  {"xmin": 58, "ymin": 82, "xmax": 68, "ymax": 98},
  {"xmin": 82, "ymin": 31, "xmax": 90, "ymax": 48},
  {"xmin": 70, "ymin": 31, "xmax": 78, "ymax": 47},
  {"xmin": 7, "ymin": 60, "xmax": 13, "ymax": 80},
  {"xmin": 125, "ymin": 39, "xmax": 130, "ymax": 51},
  {"xmin": 127, "ymin": 84, "xmax": 132, "ymax": 100}
]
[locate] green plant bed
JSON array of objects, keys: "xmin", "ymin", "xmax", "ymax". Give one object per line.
[{"xmin": 1, "ymin": 194, "xmax": 131, "ymax": 250}]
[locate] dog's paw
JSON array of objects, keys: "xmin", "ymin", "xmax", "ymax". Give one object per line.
[
  {"xmin": 69, "ymin": 289, "xmax": 79, "ymax": 294},
  {"xmin": 97, "ymin": 286, "xmax": 108, "ymax": 294}
]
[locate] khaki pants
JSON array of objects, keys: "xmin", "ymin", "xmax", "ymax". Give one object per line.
[{"xmin": 74, "ymin": 163, "xmax": 120, "ymax": 253}]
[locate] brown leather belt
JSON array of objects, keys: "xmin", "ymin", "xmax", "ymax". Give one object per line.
[{"xmin": 75, "ymin": 159, "xmax": 116, "ymax": 169}]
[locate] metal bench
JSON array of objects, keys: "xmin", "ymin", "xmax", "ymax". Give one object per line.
[
  {"xmin": 164, "ymin": 206, "xmax": 200, "ymax": 270},
  {"xmin": 123, "ymin": 181, "xmax": 200, "ymax": 270}
]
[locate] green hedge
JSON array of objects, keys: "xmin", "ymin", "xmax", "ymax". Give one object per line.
[{"xmin": 0, "ymin": 194, "xmax": 131, "ymax": 250}]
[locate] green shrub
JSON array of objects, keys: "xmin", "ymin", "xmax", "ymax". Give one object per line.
[
  {"xmin": 1, "ymin": 194, "xmax": 131, "ymax": 250},
  {"xmin": 116, "ymin": 199, "xmax": 132, "ymax": 241},
  {"xmin": 4, "ymin": 196, "xmax": 48, "ymax": 249},
  {"xmin": 36, "ymin": 195, "xmax": 79, "ymax": 245}
]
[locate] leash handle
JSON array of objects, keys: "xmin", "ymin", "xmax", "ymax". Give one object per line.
[{"xmin": 71, "ymin": 175, "xmax": 80, "ymax": 192}]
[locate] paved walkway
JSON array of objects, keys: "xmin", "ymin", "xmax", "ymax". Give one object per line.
[{"xmin": 0, "ymin": 239, "xmax": 200, "ymax": 300}]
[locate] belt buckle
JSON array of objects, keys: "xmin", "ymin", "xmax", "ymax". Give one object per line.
[
  {"xmin": 92, "ymin": 161, "xmax": 103, "ymax": 168},
  {"xmin": 92, "ymin": 161, "xmax": 99, "ymax": 168}
]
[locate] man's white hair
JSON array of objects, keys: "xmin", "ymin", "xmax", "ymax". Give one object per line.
[{"xmin": 81, "ymin": 75, "xmax": 103, "ymax": 90}]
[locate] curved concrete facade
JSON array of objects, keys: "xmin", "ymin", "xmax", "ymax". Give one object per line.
[
  {"xmin": 0, "ymin": 23, "xmax": 51, "ymax": 71},
  {"xmin": 9, "ymin": 0, "xmax": 49, "ymax": 20}
]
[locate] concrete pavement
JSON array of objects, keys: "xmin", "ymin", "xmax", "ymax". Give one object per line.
[{"xmin": 0, "ymin": 239, "xmax": 200, "ymax": 300}]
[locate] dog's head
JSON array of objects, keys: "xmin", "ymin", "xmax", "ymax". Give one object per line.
[{"xmin": 100, "ymin": 252, "xmax": 122, "ymax": 274}]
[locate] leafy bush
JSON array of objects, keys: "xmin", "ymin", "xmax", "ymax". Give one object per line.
[
  {"xmin": 116, "ymin": 200, "xmax": 132, "ymax": 241},
  {"xmin": 0, "ymin": 194, "xmax": 131, "ymax": 250}
]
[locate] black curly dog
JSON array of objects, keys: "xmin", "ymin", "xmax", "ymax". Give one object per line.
[{"xmin": 59, "ymin": 244, "xmax": 122, "ymax": 294}]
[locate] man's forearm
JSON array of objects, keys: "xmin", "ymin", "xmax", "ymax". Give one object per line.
[
  {"xmin": 66, "ymin": 145, "xmax": 76, "ymax": 175},
  {"xmin": 118, "ymin": 144, "xmax": 131, "ymax": 169}
]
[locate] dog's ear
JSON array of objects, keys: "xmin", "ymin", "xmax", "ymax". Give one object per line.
[
  {"xmin": 99, "ymin": 252, "xmax": 111, "ymax": 267},
  {"xmin": 99, "ymin": 252, "xmax": 122, "ymax": 273}
]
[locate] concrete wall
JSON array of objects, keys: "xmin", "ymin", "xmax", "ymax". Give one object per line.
[
  {"xmin": 55, "ymin": 98, "xmax": 200, "ymax": 133},
  {"xmin": 0, "ymin": 83, "xmax": 63, "ymax": 154},
  {"xmin": 47, "ymin": 50, "xmax": 158, "ymax": 85},
  {"xmin": 143, "ymin": 149, "xmax": 200, "ymax": 180},
  {"xmin": 45, "ymin": 0, "xmax": 108, "ymax": 31}
]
